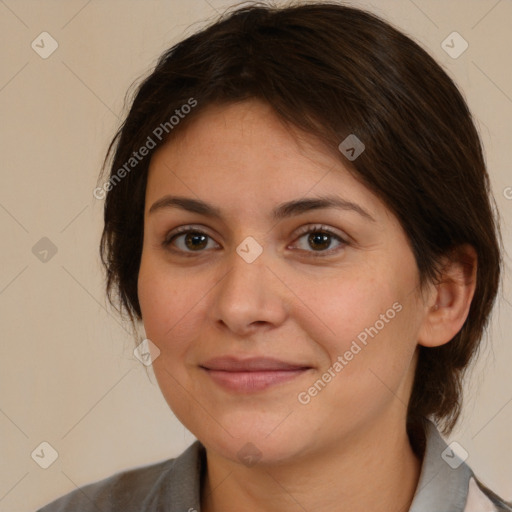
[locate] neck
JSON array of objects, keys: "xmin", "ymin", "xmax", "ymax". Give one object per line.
[{"xmin": 200, "ymin": 417, "xmax": 422, "ymax": 512}]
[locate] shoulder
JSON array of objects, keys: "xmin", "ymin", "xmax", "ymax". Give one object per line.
[
  {"xmin": 35, "ymin": 440, "xmax": 205, "ymax": 512},
  {"xmin": 36, "ymin": 458, "xmax": 173, "ymax": 512}
]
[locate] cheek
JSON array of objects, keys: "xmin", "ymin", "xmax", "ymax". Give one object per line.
[
  {"xmin": 137, "ymin": 253, "xmax": 202, "ymax": 352},
  {"xmin": 290, "ymin": 266, "xmax": 420, "ymax": 400},
  {"xmin": 290, "ymin": 269, "xmax": 403, "ymax": 356},
  {"xmin": 295, "ymin": 277, "xmax": 419, "ymax": 417}
]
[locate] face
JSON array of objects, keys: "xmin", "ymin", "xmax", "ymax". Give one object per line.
[{"xmin": 138, "ymin": 99, "xmax": 429, "ymax": 465}]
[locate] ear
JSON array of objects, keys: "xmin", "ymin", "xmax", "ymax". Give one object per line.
[{"xmin": 417, "ymin": 244, "xmax": 477, "ymax": 348}]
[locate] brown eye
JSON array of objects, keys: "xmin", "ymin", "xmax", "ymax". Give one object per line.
[
  {"xmin": 307, "ymin": 232, "xmax": 332, "ymax": 251},
  {"xmin": 291, "ymin": 225, "xmax": 348, "ymax": 256},
  {"xmin": 183, "ymin": 232, "xmax": 208, "ymax": 250},
  {"xmin": 163, "ymin": 228, "xmax": 219, "ymax": 254}
]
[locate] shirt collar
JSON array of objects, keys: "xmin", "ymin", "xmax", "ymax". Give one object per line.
[{"xmin": 409, "ymin": 419, "xmax": 473, "ymax": 512}]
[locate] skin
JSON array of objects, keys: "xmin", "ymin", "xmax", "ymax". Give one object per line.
[{"xmin": 137, "ymin": 99, "xmax": 477, "ymax": 512}]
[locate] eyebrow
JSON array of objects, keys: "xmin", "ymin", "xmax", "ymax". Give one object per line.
[{"xmin": 148, "ymin": 194, "xmax": 375, "ymax": 222}]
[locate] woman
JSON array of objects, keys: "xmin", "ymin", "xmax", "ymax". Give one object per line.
[{"xmin": 38, "ymin": 1, "xmax": 509, "ymax": 511}]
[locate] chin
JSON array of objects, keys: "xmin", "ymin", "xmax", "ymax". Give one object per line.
[
  {"xmin": 209, "ymin": 436, "xmax": 300, "ymax": 467},
  {"xmin": 194, "ymin": 416, "xmax": 313, "ymax": 468}
]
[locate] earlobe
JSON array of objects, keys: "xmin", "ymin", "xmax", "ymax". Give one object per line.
[{"xmin": 417, "ymin": 244, "xmax": 477, "ymax": 348}]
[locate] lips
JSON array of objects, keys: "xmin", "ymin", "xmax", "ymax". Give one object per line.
[
  {"xmin": 199, "ymin": 356, "xmax": 313, "ymax": 393},
  {"xmin": 200, "ymin": 356, "xmax": 311, "ymax": 372}
]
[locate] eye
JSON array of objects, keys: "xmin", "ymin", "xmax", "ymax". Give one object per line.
[
  {"xmin": 162, "ymin": 224, "xmax": 348, "ymax": 257},
  {"xmin": 290, "ymin": 224, "xmax": 348, "ymax": 256},
  {"xmin": 163, "ymin": 226, "xmax": 220, "ymax": 254}
]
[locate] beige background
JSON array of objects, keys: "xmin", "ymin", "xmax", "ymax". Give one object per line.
[{"xmin": 0, "ymin": 0, "xmax": 511, "ymax": 510}]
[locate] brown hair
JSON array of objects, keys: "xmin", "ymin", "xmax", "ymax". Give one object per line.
[{"xmin": 98, "ymin": 1, "xmax": 502, "ymax": 435}]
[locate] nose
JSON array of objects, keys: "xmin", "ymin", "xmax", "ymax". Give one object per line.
[{"xmin": 210, "ymin": 245, "xmax": 289, "ymax": 336}]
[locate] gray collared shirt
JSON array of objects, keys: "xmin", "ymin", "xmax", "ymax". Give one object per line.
[{"xmin": 36, "ymin": 420, "xmax": 510, "ymax": 511}]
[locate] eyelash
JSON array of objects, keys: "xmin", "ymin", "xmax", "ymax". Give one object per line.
[{"xmin": 162, "ymin": 224, "xmax": 348, "ymax": 258}]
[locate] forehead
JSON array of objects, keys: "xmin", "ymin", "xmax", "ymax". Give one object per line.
[
  {"xmin": 150, "ymin": 99, "xmax": 335, "ymax": 173},
  {"xmin": 145, "ymin": 99, "xmax": 387, "ymax": 222}
]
